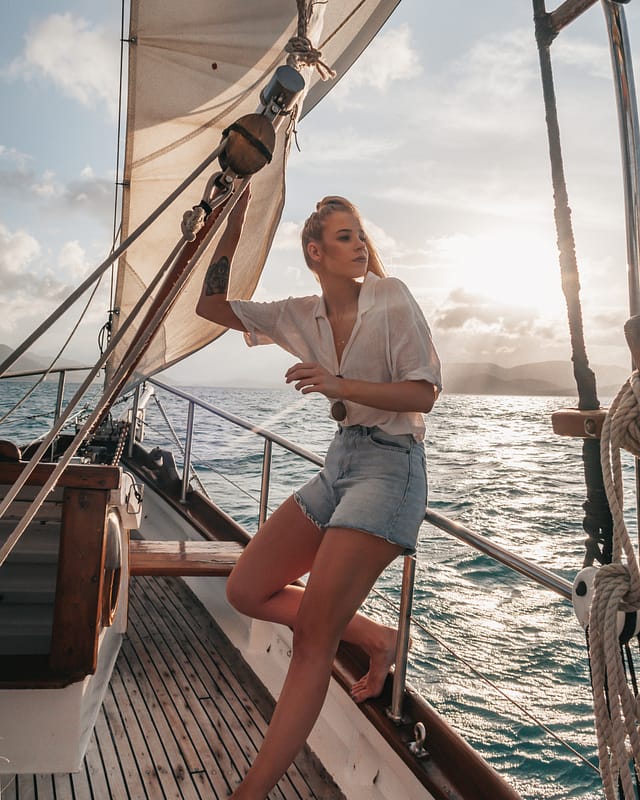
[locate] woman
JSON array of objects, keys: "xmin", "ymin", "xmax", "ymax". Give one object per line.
[{"xmin": 196, "ymin": 192, "xmax": 441, "ymax": 799}]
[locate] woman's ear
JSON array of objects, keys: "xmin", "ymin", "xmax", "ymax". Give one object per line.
[{"xmin": 306, "ymin": 240, "xmax": 321, "ymax": 265}]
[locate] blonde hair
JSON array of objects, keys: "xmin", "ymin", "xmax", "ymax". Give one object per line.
[{"xmin": 301, "ymin": 196, "xmax": 386, "ymax": 277}]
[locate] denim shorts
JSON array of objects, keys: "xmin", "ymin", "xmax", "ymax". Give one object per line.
[{"xmin": 294, "ymin": 425, "xmax": 427, "ymax": 555}]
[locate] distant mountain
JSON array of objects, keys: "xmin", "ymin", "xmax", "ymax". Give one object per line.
[
  {"xmin": 443, "ymin": 361, "xmax": 630, "ymax": 396},
  {"xmin": 0, "ymin": 344, "xmax": 89, "ymax": 379}
]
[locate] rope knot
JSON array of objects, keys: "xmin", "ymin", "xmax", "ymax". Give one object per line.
[
  {"xmin": 609, "ymin": 372, "xmax": 640, "ymax": 457},
  {"xmin": 181, "ymin": 205, "xmax": 206, "ymax": 242},
  {"xmin": 596, "ymin": 561, "xmax": 640, "ymax": 611},
  {"xmin": 285, "ymin": 36, "xmax": 336, "ymax": 81}
]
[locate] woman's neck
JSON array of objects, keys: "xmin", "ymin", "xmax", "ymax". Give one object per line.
[{"xmin": 320, "ymin": 275, "xmax": 362, "ymax": 317}]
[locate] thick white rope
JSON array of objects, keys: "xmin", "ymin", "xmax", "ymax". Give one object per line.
[
  {"xmin": 181, "ymin": 205, "xmax": 207, "ymax": 241},
  {"xmin": 592, "ymin": 370, "xmax": 640, "ymax": 798}
]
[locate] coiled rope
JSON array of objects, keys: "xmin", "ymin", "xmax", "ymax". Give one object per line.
[{"xmin": 591, "ymin": 371, "xmax": 640, "ymax": 798}]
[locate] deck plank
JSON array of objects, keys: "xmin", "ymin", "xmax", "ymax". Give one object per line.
[
  {"xmin": 128, "ymin": 580, "xmax": 261, "ymax": 797},
  {"xmin": 109, "ymin": 665, "xmax": 167, "ymax": 800},
  {"xmin": 101, "ymin": 682, "xmax": 149, "ymax": 799},
  {"xmin": 123, "ymin": 612, "xmax": 237, "ymax": 798},
  {"xmin": 148, "ymin": 577, "xmax": 342, "ymax": 800},
  {"xmin": 0, "ymin": 775, "xmax": 17, "ymax": 799},
  {"xmin": 147, "ymin": 581, "xmax": 335, "ymax": 800},
  {"xmin": 129, "ymin": 540, "xmax": 243, "ymax": 576},
  {"xmin": 91, "ymin": 711, "xmax": 129, "ymax": 800},
  {"xmin": 51, "ymin": 774, "xmax": 74, "ymax": 800},
  {"xmin": 69, "ymin": 763, "xmax": 93, "ymax": 800},
  {"xmin": 130, "ymin": 579, "xmax": 286, "ymax": 797},
  {"xmin": 1, "ymin": 574, "xmax": 345, "ymax": 800},
  {"xmin": 119, "ymin": 632, "xmax": 224, "ymax": 799}
]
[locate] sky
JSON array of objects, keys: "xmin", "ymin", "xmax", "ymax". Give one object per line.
[{"xmin": 1, "ymin": 0, "xmax": 639, "ymax": 388}]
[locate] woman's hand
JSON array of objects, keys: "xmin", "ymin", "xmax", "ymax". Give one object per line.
[{"xmin": 285, "ymin": 362, "xmax": 343, "ymax": 398}]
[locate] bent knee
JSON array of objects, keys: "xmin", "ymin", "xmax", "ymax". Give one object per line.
[
  {"xmin": 225, "ymin": 568, "xmax": 268, "ymax": 617},
  {"xmin": 226, "ymin": 570, "xmax": 253, "ymax": 615}
]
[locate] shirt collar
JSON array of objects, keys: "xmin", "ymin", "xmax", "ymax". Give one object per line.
[{"xmin": 313, "ymin": 271, "xmax": 379, "ymax": 319}]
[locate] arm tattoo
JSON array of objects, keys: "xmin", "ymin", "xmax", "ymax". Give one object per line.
[{"xmin": 204, "ymin": 256, "xmax": 230, "ymax": 296}]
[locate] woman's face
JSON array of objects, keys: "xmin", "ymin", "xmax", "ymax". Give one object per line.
[{"xmin": 311, "ymin": 211, "xmax": 368, "ymax": 279}]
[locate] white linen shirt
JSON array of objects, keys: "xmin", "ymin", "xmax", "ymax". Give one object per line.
[{"xmin": 230, "ymin": 272, "xmax": 442, "ymax": 440}]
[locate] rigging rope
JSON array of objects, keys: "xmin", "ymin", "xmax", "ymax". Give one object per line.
[
  {"xmin": 591, "ymin": 372, "xmax": 640, "ymax": 798},
  {"xmin": 533, "ymin": 0, "xmax": 613, "ymax": 567},
  {"xmin": 0, "ymin": 274, "xmax": 105, "ymax": 427},
  {"xmin": 286, "ymin": 0, "xmax": 337, "ymax": 80},
  {"xmin": 150, "ymin": 393, "xmax": 208, "ymax": 496}
]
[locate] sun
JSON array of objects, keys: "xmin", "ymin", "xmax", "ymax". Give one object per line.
[{"xmin": 428, "ymin": 227, "xmax": 567, "ymax": 317}]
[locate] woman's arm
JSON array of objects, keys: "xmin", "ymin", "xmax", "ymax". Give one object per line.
[
  {"xmin": 285, "ymin": 362, "xmax": 437, "ymax": 413},
  {"xmin": 195, "ymin": 190, "xmax": 249, "ymax": 331},
  {"xmin": 340, "ymin": 376, "xmax": 437, "ymax": 413}
]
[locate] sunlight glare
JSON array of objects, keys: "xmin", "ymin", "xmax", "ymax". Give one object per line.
[{"xmin": 428, "ymin": 229, "xmax": 565, "ymax": 317}]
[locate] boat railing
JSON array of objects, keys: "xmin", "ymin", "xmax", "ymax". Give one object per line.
[
  {"xmin": 0, "ymin": 368, "xmax": 575, "ymax": 727},
  {"xmin": 141, "ymin": 378, "xmax": 573, "ymax": 725},
  {"xmin": 1, "ymin": 367, "xmax": 95, "ymax": 424}
]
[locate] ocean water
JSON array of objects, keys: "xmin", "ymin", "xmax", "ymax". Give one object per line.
[{"xmin": 2, "ymin": 378, "xmax": 636, "ymax": 799}]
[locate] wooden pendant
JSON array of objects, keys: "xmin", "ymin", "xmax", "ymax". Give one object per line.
[{"xmin": 331, "ymin": 401, "xmax": 347, "ymax": 421}]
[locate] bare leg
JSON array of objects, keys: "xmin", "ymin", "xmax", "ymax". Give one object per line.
[
  {"xmin": 226, "ymin": 496, "xmax": 399, "ymax": 700},
  {"xmin": 229, "ymin": 525, "xmax": 402, "ymax": 799}
]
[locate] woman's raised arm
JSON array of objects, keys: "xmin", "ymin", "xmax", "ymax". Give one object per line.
[{"xmin": 195, "ymin": 189, "xmax": 250, "ymax": 331}]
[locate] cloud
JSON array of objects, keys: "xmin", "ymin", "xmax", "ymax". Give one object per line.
[
  {"xmin": 0, "ymin": 146, "xmax": 113, "ymax": 224},
  {"xmin": 272, "ymin": 220, "xmax": 302, "ymax": 251},
  {"xmin": 434, "ymin": 288, "xmax": 535, "ymax": 331},
  {"xmin": 7, "ymin": 13, "xmax": 119, "ymax": 116},
  {"xmin": 295, "ymin": 126, "xmax": 398, "ymax": 167},
  {"xmin": 362, "ymin": 217, "xmax": 402, "ymax": 261},
  {"xmin": 333, "ymin": 24, "xmax": 423, "ymax": 99},
  {"xmin": 0, "ymin": 223, "xmax": 110, "ymax": 349},
  {"xmin": 0, "ymin": 225, "xmax": 92, "ymax": 304},
  {"xmin": 57, "ymin": 240, "xmax": 91, "ymax": 281},
  {"xmin": 554, "ymin": 36, "xmax": 611, "ymax": 80},
  {"xmin": 0, "ymin": 224, "xmax": 41, "ymax": 291},
  {"xmin": 32, "ymin": 170, "xmax": 60, "ymax": 198},
  {"xmin": 0, "ymin": 146, "xmax": 36, "ymax": 193},
  {"xmin": 428, "ymin": 288, "xmax": 569, "ymax": 367},
  {"xmin": 61, "ymin": 174, "xmax": 113, "ymax": 221},
  {"xmin": 429, "ymin": 28, "xmax": 541, "ymax": 141},
  {"xmin": 0, "ymin": 223, "xmax": 66, "ymax": 336}
]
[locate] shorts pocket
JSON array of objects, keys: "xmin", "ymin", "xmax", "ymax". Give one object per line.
[{"xmin": 369, "ymin": 429, "xmax": 412, "ymax": 454}]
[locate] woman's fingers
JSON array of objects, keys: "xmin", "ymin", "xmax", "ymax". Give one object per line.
[
  {"xmin": 285, "ymin": 362, "xmax": 320, "ymax": 384},
  {"xmin": 285, "ymin": 362, "xmax": 341, "ymax": 397}
]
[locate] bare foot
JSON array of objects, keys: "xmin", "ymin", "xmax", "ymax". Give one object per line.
[{"xmin": 350, "ymin": 625, "xmax": 400, "ymax": 703}]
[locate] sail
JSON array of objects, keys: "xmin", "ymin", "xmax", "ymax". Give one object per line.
[{"xmin": 107, "ymin": 0, "xmax": 400, "ymax": 382}]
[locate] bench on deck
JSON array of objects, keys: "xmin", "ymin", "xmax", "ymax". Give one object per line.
[{"xmin": 129, "ymin": 539, "xmax": 244, "ymax": 577}]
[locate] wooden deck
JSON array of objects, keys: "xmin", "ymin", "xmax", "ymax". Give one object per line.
[{"xmin": 0, "ymin": 575, "xmax": 345, "ymax": 800}]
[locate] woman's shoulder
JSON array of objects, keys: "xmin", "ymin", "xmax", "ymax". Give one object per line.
[
  {"xmin": 283, "ymin": 293, "xmax": 322, "ymax": 312},
  {"xmin": 369, "ymin": 274, "xmax": 415, "ymax": 304}
]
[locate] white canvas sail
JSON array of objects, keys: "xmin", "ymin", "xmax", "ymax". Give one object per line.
[{"xmin": 107, "ymin": 0, "xmax": 400, "ymax": 382}]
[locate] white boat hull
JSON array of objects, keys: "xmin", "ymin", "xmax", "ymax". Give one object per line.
[{"xmin": 0, "ymin": 549, "xmax": 128, "ymax": 774}]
